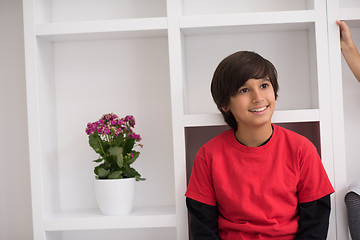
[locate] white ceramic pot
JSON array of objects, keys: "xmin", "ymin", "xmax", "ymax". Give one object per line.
[{"xmin": 94, "ymin": 178, "xmax": 135, "ymax": 215}]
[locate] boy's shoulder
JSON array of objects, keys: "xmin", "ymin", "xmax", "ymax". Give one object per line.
[
  {"xmin": 273, "ymin": 124, "xmax": 315, "ymax": 147},
  {"xmin": 203, "ymin": 129, "xmax": 233, "ymax": 148}
]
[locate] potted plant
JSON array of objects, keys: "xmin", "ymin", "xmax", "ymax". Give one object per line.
[{"xmin": 85, "ymin": 113, "xmax": 145, "ymax": 215}]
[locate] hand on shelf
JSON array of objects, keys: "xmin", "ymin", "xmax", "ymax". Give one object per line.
[{"xmin": 337, "ymin": 20, "xmax": 360, "ymax": 83}]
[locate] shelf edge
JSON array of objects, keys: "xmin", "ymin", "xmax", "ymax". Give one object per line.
[
  {"xmin": 43, "ymin": 207, "xmax": 176, "ymax": 231},
  {"xmin": 272, "ymin": 109, "xmax": 320, "ymax": 123},
  {"xmin": 36, "ymin": 17, "xmax": 168, "ymax": 39},
  {"xmin": 180, "ymin": 10, "xmax": 315, "ymax": 29}
]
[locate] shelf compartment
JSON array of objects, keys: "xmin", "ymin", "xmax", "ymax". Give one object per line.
[
  {"xmin": 34, "ymin": 36, "xmax": 175, "ymax": 217},
  {"xmin": 341, "ymin": 26, "xmax": 360, "ymax": 186},
  {"xmin": 181, "ymin": 0, "xmax": 314, "ymax": 16},
  {"xmin": 182, "ymin": 23, "xmax": 318, "ymax": 115},
  {"xmin": 184, "ymin": 109, "xmax": 320, "ymax": 127},
  {"xmin": 180, "ymin": 10, "xmax": 315, "ymax": 34},
  {"xmin": 44, "ymin": 206, "xmax": 176, "ymax": 231},
  {"xmin": 34, "ymin": 0, "xmax": 167, "ymax": 24},
  {"xmin": 36, "ymin": 18, "xmax": 168, "ymax": 41}
]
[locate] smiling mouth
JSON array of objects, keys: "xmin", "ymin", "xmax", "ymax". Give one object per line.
[{"xmin": 249, "ymin": 106, "xmax": 268, "ymax": 112}]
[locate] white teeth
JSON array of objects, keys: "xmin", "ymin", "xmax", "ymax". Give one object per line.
[{"xmin": 250, "ymin": 106, "xmax": 267, "ymax": 112}]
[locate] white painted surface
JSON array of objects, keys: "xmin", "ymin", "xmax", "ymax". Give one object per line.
[
  {"xmin": 0, "ymin": 0, "xmax": 33, "ymax": 239},
  {"xmin": 342, "ymin": 27, "xmax": 360, "ymax": 188}
]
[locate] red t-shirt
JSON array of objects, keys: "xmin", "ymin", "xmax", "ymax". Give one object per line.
[{"xmin": 185, "ymin": 124, "xmax": 334, "ymax": 240}]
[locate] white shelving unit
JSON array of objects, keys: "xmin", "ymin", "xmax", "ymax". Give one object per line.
[{"xmin": 23, "ymin": 0, "xmax": 349, "ymax": 239}]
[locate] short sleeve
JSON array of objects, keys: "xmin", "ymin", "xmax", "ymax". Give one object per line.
[
  {"xmin": 185, "ymin": 146, "xmax": 217, "ymax": 206},
  {"xmin": 297, "ymin": 141, "xmax": 334, "ymax": 203}
]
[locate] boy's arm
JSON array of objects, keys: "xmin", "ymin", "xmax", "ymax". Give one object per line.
[
  {"xmin": 337, "ymin": 20, "xmax": 360, "ymax": 82},
  {"xmin": 295, "ymin": 194, "xmax": 331, "ymax": 240},
  {"xmin": 186, "ymin": 197, "xmax": 220, "ymax": 240}
]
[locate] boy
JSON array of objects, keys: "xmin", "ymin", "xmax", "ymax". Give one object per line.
[{"xmin": 185, "ymin": 51, "xmax": 334, "ymax": 239}]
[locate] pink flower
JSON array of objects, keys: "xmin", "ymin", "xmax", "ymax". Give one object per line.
[
  {"xmin": 104, "ymin": 128, "xmax": 110, "ymax": 134},
  {"xmin": 86, "ymin": 113, "xmax": 143, "ymax": 148}
]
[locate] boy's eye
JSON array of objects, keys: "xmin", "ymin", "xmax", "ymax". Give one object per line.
[
  {"xmin": 239, "ymin": 88, "xmax": 248, "ymax": 93},
  {"xmin": 261, "ymin": 83, "xmax": 269, "ymax": 88}
]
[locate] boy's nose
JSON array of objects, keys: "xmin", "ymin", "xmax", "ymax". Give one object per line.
[{"xmin": 252, "ymin": 90, "xmax": 263, "ymax": 103}]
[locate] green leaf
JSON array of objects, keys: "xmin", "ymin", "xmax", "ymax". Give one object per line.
[
  {"xmin": 94, "ymin": 166, "xmax": 110, "ymax": 179},
  {"xmin": 114, "ymin": 135, "xmax": 125, "ymax": 147},
  {"xmin": 123, "ymin": 137, "xmax": 136, "ymax": 155},
  {"xmin": 108, "ymin": 146, "xmax": 123, "ymax": 168},
  {"xmin": 93, "ymin": 158, "xmax": 103, "ymax": 163},
  {"xmin": 108, "ymin": 171, "xmax": 123, "ymax": 179},
  {"xmin": 102, "ymin": 155, "xmax": 113, "ymax": 165},
  {"xmin": 123, "ymin": 166, "xmax": 140, "ymax": 178},
  {"xmin": 89, "ymin": 134, "xmax": 103, "ymax": 156},
  {"xmin": 98, "ymin": 162, "xmax": 110, "ymax": 169},
  {"xmin": 126, "ymin": 151, "xmax": 140, "ymax": 165},
  {"xmin": 102, "ymin": 141, "xmax": 110, "ymax": 154},
  {"xmin": 135, "ymin": 176, "xmax": 146, "ymax": 181}
]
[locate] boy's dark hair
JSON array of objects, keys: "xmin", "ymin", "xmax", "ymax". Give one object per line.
[{"xmin": 211, "ymin": 51, "xmax": 279, "ymax": 130}]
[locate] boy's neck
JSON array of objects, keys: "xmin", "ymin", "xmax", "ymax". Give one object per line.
[{"xmin": 235, "ymin": 123, "xmax": 273, "ymax": 147}]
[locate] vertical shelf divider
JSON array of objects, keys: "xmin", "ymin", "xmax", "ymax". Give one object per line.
[
  {"xmin": 313, "ymin": 0, "xmax": 338, "ymax": 238},
  {"xmin": 327, "ymin": 0, "xmax": 350, "ymax": 239},
  {"xmin": 167, "ymin": 0, "xmax": 189, "ymax": 239}
]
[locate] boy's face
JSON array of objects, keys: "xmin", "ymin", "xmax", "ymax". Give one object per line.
[{"xmin": 224, "ymin": 78, "xmax": 276, "ymax": 130}]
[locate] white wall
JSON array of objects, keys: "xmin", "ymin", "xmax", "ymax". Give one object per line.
[{"xmin": 0, "ymin": 0, "xmax": 33, "ymax": 239}]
